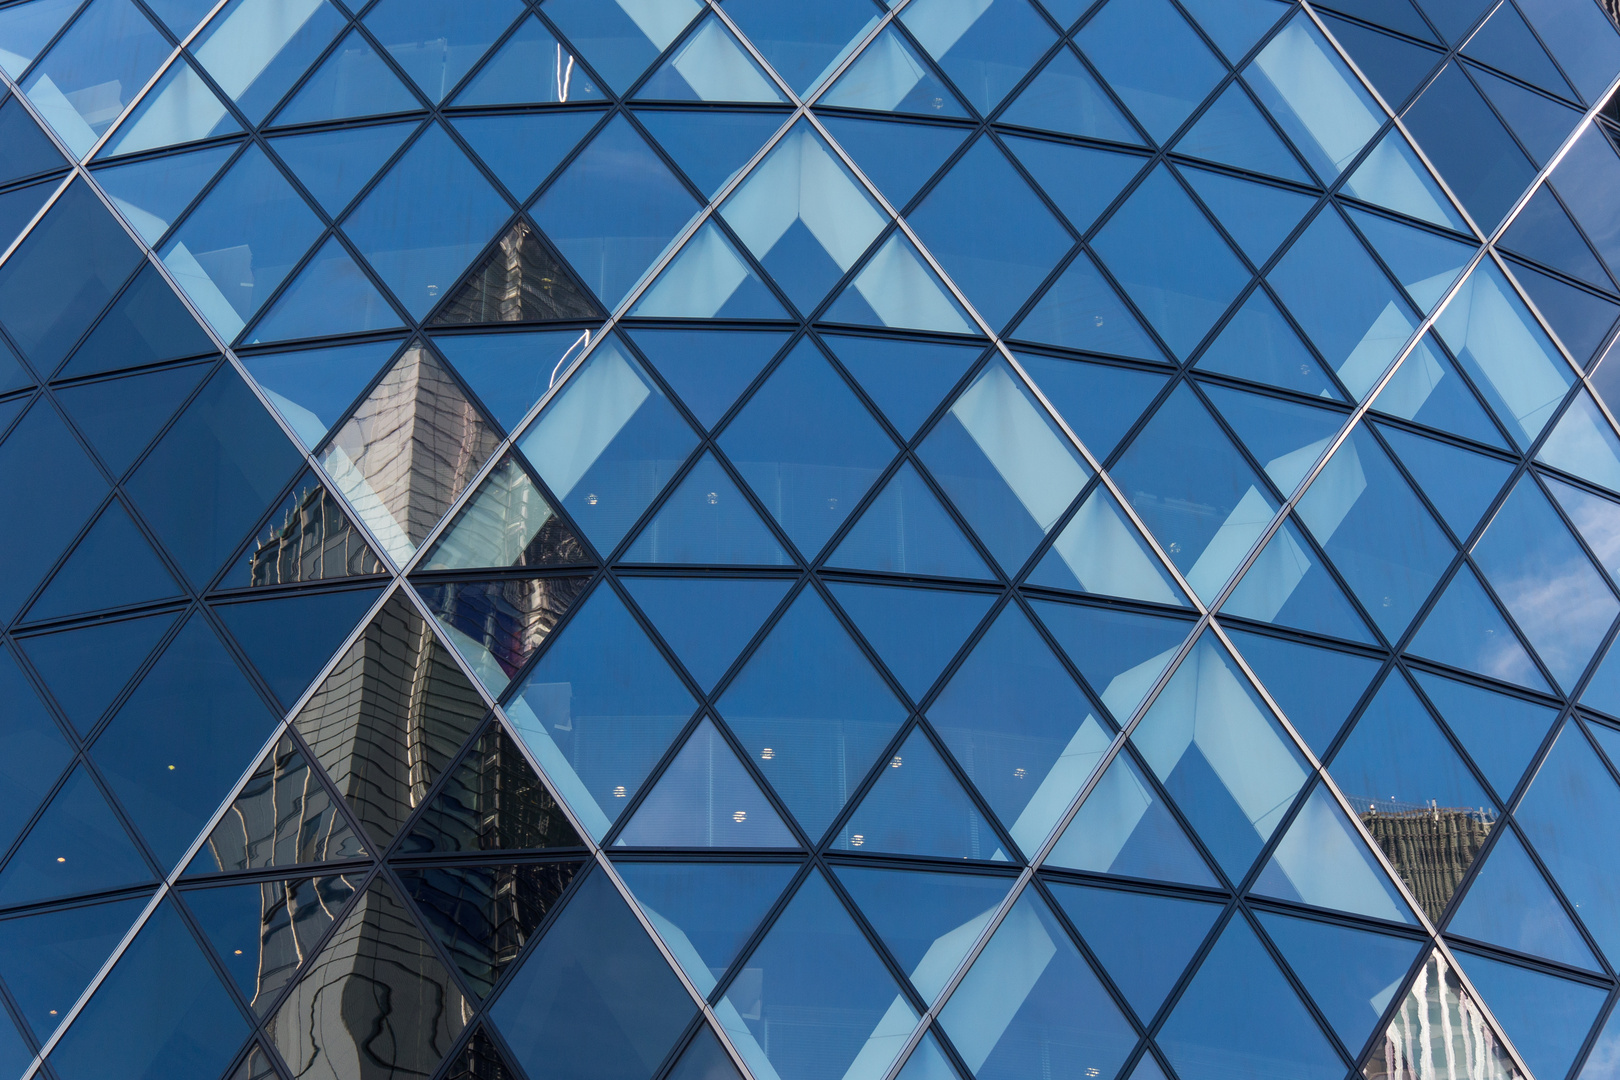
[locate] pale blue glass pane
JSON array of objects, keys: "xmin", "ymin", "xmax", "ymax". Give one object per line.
[
  {"xmin": 456, "ymin": 15, "xmax": 606, "ymax": 105},
  {"xmin": 1408, "ymin": 564, "xmax": 1552, "ymax": 693},
  {"xmin": 824, "ymin": 231, "xmax": 976, "ymax": 334},
  {"xmin": 1033, "ymin": 600, "xmax": 1190, "ymax": 723},
  {"xmin": 833, "ymin": 726, "xmax": 1001, "ymax": 860},
  {"xmin": 1342, "ymin": 128, "xmax": 1471, "ymax": 231},
  {"xmin": 828, "ymin": 461, "xmax": 996, "ymax": 580},
  {"xmin": 271, "ymin": 28, "xmax": 421, "ymax": 125},
  {"xmin": 1369, "ymin": 333, "xmax": 1507, "ymax": 448},
  {"xmin": 364, "ymin": 0, "xmax": 522, "ymax": 103},
  {"xmin": 0, "ymin": 0, "xmax": 81, "ymax": 80},
  {"xmin": 1245, "ymin": 13, "xmax": 1383, "ymax": 179},
  {"xmin": 97, "ymin": 60, "xmax": 239, "ymax": 159},
  {"xmin": 998, "ymin": 45, "xmax": 1143, "ymax": 144},
  {"xmin": 541, "ymin": 0, "xmax": 703, "ymax": 93},
  {"xmin": 899, "ymin": 0, "xmax": 1052, "ymax": 114},
  {"xmin": 1179, "ymin": 0, "xmax": 1288, "ymax": 63},
  {"xmin": 240, "ymin": 338, "xmax": 397, "ymax": 450},
  {"xmin": 93, "ymin": 142, "xmax": 233, "ymax": 246},
  {"xmin": 722, "ymin": 0, "xmax": 880, "ymax": 97},
  {"xmin": 637, "ymin": 15, "xmax": 785, "ymax": 103},
  {"xmin": 1076, "ymin": 0, "xmax": 1225, "ymax": 144},
  {"xmin": 1196, "ymin": 288, "xmax": 1343, "ymax": 400},
  {"xmin": 631, "ymin": 220, "xmax": 788, "ymax": 320},
  {"xmin": 192, "ymin": 0, "xmax": 346, "ymax": 122},
  {"xmin": 1035, "ymin": 486, "xmax": 1188, "ymax": 606},
  {"xmin": 1174, "ymin": 82, "xmax": 1313, "ymax": 184},
  {"xmin": 1222, "ymin": 514, "xmax": 1380, "ymax": 644},
  {"xmin": 1347, "ymin": 207, "xmax": 1474, "ymax": 314},
  {"xmin": 615, "ymin": 718, "xmax": 797, "ymax": 848},
  {"xmin": 622, "ymin": 452, "xmax": 793, "ymax": 566},
  {"xmin": 23, "ymin": 0, "xmax": 168, "ymax": 157},
  {"xmin": 1412, "ymin": 670, "xmax": 1555, "ymax": 801},
  {"xmin": 1547, "ymin": 473, "xmax": 1620, "ymax": 584},
  {"xmin": 818, "ymin": 24, "xmax": 968, "ymax": 116},
  {"xmin": 1204, "ymin": 383, "xmax": 1344, "ymax": 498}
]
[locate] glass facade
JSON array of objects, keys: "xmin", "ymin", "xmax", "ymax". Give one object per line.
[{"xmin": 0, "ymin": 0, "xmax": 1619, "ymax": 1078}]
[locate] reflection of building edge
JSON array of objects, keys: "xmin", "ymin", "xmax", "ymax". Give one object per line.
[
  {"xmin": 1365, "ymin": 954, "xmax": 1519, "ymax": 1080},
  {"xmin": 1359, "ymin": 804, "xmax": 1494, "ymax": 924},
  {"xmin": 250, "ymin": 483, "xmax": 382, "ymax": 586}
]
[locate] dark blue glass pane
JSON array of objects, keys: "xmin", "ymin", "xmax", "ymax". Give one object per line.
[
  {"xmin": 816, "ymin": 114, "xmax": 968, "ymax": 211},
  {"xmin": 49, "ymin": 900, "xmax": 247, "ymax": 1080},
  {"xmin": 615, "ymin": 860, "xmax": 797, "ymax": 994},
  {"xmin": 828, "ymin": 461, "xmax": 996, "ymax": 579},
  {"xmin": 1517, "ymin": 0, "xmax": 1620, "ymax": 103},
  {"xmin": 240, "ymin": 339, "xmax": 398, "ymax": 450},
  {"xmin": 1377, "ymin": 423, "xmax": 1512, "ymax": 542},
  {"xmin": 830, "ymin": 581, "xmax": 992, "ymax": 702},
  {"xmin": 900, "ymin": 0, "xmax": 1053, "ymax": 114},
  {"xmin": 1222, "ymin": 627, "xmax": 1380, "ymax": 757},
  {"xmin": 1032, "ymin": 599, "xmax": 1191, "ymax": 724},
  {"xmin": 1257, "ymin": 910, "xmax": 1422, "ymax": 1053},
  {"xmin": 998, "ymin": 46, "xmax": 1143, "ymax": 144},
  {"xmin": 1182, "ymin": 167, "xmax": 1316, "ymax": 268},
  {"xmin": 1174, "ymin": 83, "xmax": 1313, "ymax": 184},
  {"xmin": 493, "ymin": 869, "xmax": 695, "ymax": 1080},
  {"xmin": 637, "ymin": 108, "xmax": 787, "ymax": 200},
  {"xmin": 665, "ymin": 1027, "xmax": 743, "ymax": 1080},
  {"xmin": 0, "ymin": 766, "xmax": 152, "ymax": 909},
  {"xmin": 247, "ymin": 238, "xmax": 402, "ymax": 345},
  {"xmin": 0, "ymin": 92, "xmax": 65, "ymax": 187},
  {"xmin": 625, "ymin": 576, "xmax": 790, "ymax": 692},
  {"xmin": 1018, "ymin": 353, "xmax": 1164, "ymax": 462},
  {"xmin": 92, "ymin": 613, "xmax": 278, "ymax": 867},
  {"xmin": 0, "ymin": 400, "xmax": 109, "ymax": 621},
  {"xmin": 624, "ymin": 452, "xmax": 792, "ymax": 566},
  {"xmin": 215, "ymin": 587, "xmax": 382, "ymax": 711},
  {"xmin": 454, "ymin": 111, "xmax": 602, "ymax": 205},
  {"xmin": 1551, "ymin": 126, "xmax": 1620, "ymax": 284},
  {"xmin": 1459, "ymin": 950, "xmax": 1608, "ymax": 1080},
  {"xmin": 1048, "ymin": 881, "xmax": 1221, "ymax": 1022},
  {"xmin": 59, "ymin": 262, "xmax": 214, "ymax": 381},
  {"xmin": 1449, "ymin": 826, "xmax": 1600, "ymax": 971},
  {"xmin": 1408, "ymin": 564, "xmax": 1551, "ymax": 692},
  {"xmin": 1402, "ymin": 64, "xmax": 1535, "ymax": 231},
  {"xmin": 723, "ymin": 0, "xmax": 881, "ymax": 96},
  {"xmin": 272, "ymin": 28, "xmax": 421, "ymax": 125},
  {"xmin": 1196, "ymin": 289, "xmax": 1342, "ymax": 400},
  {"xmin": 1463, "ymin": 2, "xmax": 1574, "ymax": 99},
  {"xmin": 55, "ymin": 360, "xmax": 209, "ymax": 477},
  {"xmin": 1476, "ymin": 71, "xmax": 1581, "ymax": 172},
  {"xmin": 1003, "ymin": 135, "xmax": 1144, "ymax": 237},
  {"xmin": 1077, "ymin": 0, "xmax": 1225, "ymax": 143},
  {"xmin": 0, "ymin": 892, "xmax": 147, "ymax": 1041},
  {"xmin": 718, "ymin": 589, "xmax": 906, "ymax": 838},
  {"xmin": 25, "ymin": 499, "xmax": 181, "ymax": 623},
  {"xmin": 0, "ymin": 642, "xmax": 72, "ymax": 847},
  {"xmin": 1320, "ymin": 14, "xmax": 1442, "ymax": 110},
  {"xmin": 364, "ymin": 0, "xmax": 522, "ymax": 103},
  {"xmin": 126, "ymin": 366, "xmax": 301, "ymax": 588},
  {"xmin": 618, "ymin": 719, "xmax": 797, "ymax": 847},
  {"xmin": 1178, "ymin": 0, "xmax": 1288, "ymax": 63},
  {"xmin": 18, "ymin": 610, "xmax": 176, "ymax": 735},
  {"xmin": 823, "ymin": 333, "xmax": 979, "ymax": 441},
  {"xmin": 1157, "ymin": 917, "xmax": 1340, "ymax": 1080},
  {"xmin": 1511, "ymin": 260, "xmax": 1620, "ymax": 370},
  {"xmin": 629, "ymin": 328, "xmax": 787, "ymax": 432},
  {"xmin": 1012, "ymin": 251, "xmax": 1168, "ymax": 362},
  {"xmin": 833, "ymin": 725, "xmax": 1000, "ymax": 859},
  {"xmin": 270, "ymin": 122, "xmax": 416, "ymax": 218},
  {"xmin": 430, "ymin": 330, "xmax": 584, "ymax": 436}
]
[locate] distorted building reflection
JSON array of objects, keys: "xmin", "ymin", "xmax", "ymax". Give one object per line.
[{"xmin": 1357, "ymin": 799, "xmax": 1496, "ymax": 924}]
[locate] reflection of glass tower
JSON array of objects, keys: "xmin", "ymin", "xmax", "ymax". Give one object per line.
[{"xmin": 3, "ymin": 2, "xmax": 1620, "ymax": 1080}]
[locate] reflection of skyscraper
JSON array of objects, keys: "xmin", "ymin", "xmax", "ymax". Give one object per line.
[
  {"xmin": 1358, "ymin": 800, "xmax": 1495, "ymax": 924},
  {"xmin": 1365, "ymin": 953, "xmax": 1521, "ymax": 1080},
  {"xmin": 432, "ymin": 221, "xmax": 597, "ymax": 326},
  {"xmin": 249, "ymin": 482, "xmax": 383, "ymax": 586}
]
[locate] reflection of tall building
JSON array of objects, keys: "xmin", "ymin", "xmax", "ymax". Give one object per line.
[
  {"xmin": 1357, "ymin": 800, "xmax": 1495, "ymax": 923},
  {"xmin": 249, "ymin": 482, "xmax": 383, "ymax": 586},
  {"xmin": 1366, "ymin": 953, "xmax": 1521, "ymax": 1080},
  {"xmin": 432, "ymin": 221, "xmax": 597, "ymax": 325}
]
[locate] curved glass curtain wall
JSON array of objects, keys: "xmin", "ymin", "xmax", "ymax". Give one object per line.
[{"xmin": 0, "ymin": 0, "xmax": 1616, "ymax": 1078}]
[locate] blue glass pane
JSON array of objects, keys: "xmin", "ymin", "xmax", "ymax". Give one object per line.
[
  {"xmin": 22, "ymin": 0, "xmax": 169, "ymax": 157},
  {"xmin": 1182, "ymin": 167, "xmax": 1316, "ymax": 269},
  {"xmin": 623, "ymin": 452, "xmax": 793, "ymax": 566},
  {"xmin": 48, "ymin": 900, "xmax": 246, "ymax": 1080},
  {"xmin": 457, "ymin": 14, "xmax": 605, "ymax": 105},
  {"xmin": 273, "ymin": 28, "xmax": 421, "ymax": 125},
  {"xmin": 240, "ymin": 339, "xmax": 398, "ymax": 451},
  {"xmin": 0, "ymin": 95, "xmax": 66, "ymax": 185},
  {"xmin": 215, "ymin": 587, "xmax": 381, "ymax": 710},
  {"xmin": 1078, "ymin": 0, "xmax": 1225, "ymax": 143},
  {"xmin": 248, "ymin": 236, "xmax": 402, "ymax": 344},
  {"xmin": 1402, "ymin": 64, "xmax": 1535, "ymax": 231},
  {"xmin": 929, "ymin": 604, "xmax": 1111, "ymax": 854},
  {"xmin": 1048, "ymin": 881, "xmax": 1221, "ymax": 1023},
  {"xmin": 1174, "ymin": 83, "xmax": 1312, "ymax": 184},
  {"xmin": 1319, "ymin": 13, "xmax": 1442, "ymax": 110},
  {"xmin": 61, "ymin": 264, "xmax": 214, "ymax": 383},
  {"xmin": 629, "ymin": 328, "xmax": 787, "ymax": 432},
  {"xmin": 1196, "ymin": 289, "xmax": 1342, "ymax": 400},
  {"xmin": 0, "ymin": 401, "xmax": 108, "ymax": 621},
  {"xmin": 1157, "ymin": 917, "xmax": 1341, "ymax": 1080},
  {"xmin": 270, "ymin": 122, "xmax": 416, "ymax": 219},
  {"xmin": 901, "ymin": 0, "xmax": 1053, "ymax": 114},
  {"xmin": 1256, "ymin": 910, "xmax": 1422, "ymax": 1053},
  {"xmin": 1556, "ymin": 471, "xmax": 1620, "ymax": 585},
  {"xmin": 838, "ymin": 865, "xmax": 1011, "ymax": 1004},
  {"xmin": 834, "ymin": 725, "xmax": 1001, "ymax": 860},
  {"xmin": 1012, "ymin": 251, "xmax": 1168, "ymax": 362},
  {"xmin": 519, "ymin": 335, "xmax": 699, "ymax": 553},
  {"xmin": 718, "ymin": 870, "xmax": 915, "ymax": 1080},
  {"xmin": 721, "ymin": 338, "xmax": 896, "ymax": 559},
  {"xmin": 18, "ymin": 609, "xmax": 175, "ymax": 735},
  {"xmin": 1515, "ymin": 722, "xmax": 1620, "ymax": 961},
  {"xmin": 631, "ymin": 219, "xmax": 789, "ymax": 321},
  {"xmin": 1413, "ymin": 669, "xmax": 1555, "ymax": 801},
  {"xmin": 0, "ymin": 766, "xmax": 152, "ymax": 908},
  {"xmin": 998, "ymin": 46, "xmax": 1144, "ymax": 144},
  {"xmin": 1205, "ymin": 383, "xmax": 1345, "ymax": 499},
  {"xmin": 92, "ymin": 142, "xmax": 235, "ymax": 248},
  {"xmin": 364, "ymin": 0, "xmax": 521, "ymax": 103},
  {"xmin": 1517, "ymin": 0, "xmax": 1620, "ymax": 104},
  {"xmin": 638, "ymin": 107, "xmax": 788, "ymax": 200},
  {"xmin": 0, "ymin": 893, "xmax": 147, "ymax": 1041},
  {"xmin": 1033, "ymin": 485, "xmax": 1188, "ymax": 606},
  {"xmin": 1253, "ymin": 779, "xmax": 1416, "ymax": 922},
  {"xmin": 1459, "ymin": 950, "xmax": 1608, "ymax": 1080},
  {"xmin": 615, "ymin": 860, "xmax": 797, "ymax": 994},
  {"xmin": 55, "ymin": 359, "xmax": 208, "ymax": 477},
  {"xmin": 1470, "ymin": 68, "xmax": 1580, "ymax": 170},
  {"xmin": 494, "ymin": 869, "xmax": 695, "ymax": 1080},
  {"xmin": 1378, "ymin": 423, "xmax": 1512, "ymax": 542},
  {"xmin": 429, "ymin": 330, "xmax": 587, "ymax": 436},
  {"xmin": 616, "ymin": 718, "xmax": 797, "ymax": 848},
  {"xmin": 506, "ymin": 584, "xmax": 697, "ymax": 840},
  {"xmin": 1348, "ymin": 211, "xmax": 1474, "ymax": 319},
  {"xmin": 0, "ymin": 0, "xmax": 80, "ymax": 79},
  {"xmin": 1003, "ymin": 135, "xmax": 1143, "ymax": 239},
  {"xmin": 89, "ymin": 55, "xmax": 242, "ymax": 157},
  {"xmin": 1222, "ymin": 513, "xmax": 1380, "ymax": 644},
  {"xmin": 1501, "ymin": 187, "xmax": 1614, "ymax": 293},
  {"xmin": 1371, "ymin": 333, "xmax": 1506, "ymax": 449},
  {"xmin": 624, "ymin": 576, "xmax": 790, "ymax": 691},
  {"xmin": 829, "ymin": 461, "xmax": 994, "ymax": 579},
  {"xmin": 0, "ymin": 179, "xmax": 58, "ymax": 263},
  {"xmin": 1342, "ymin": 127, "xmax": 1470, "ymax": 232},
  {"xmin": 818, "ymin": 24, "xmax": 968, "ymax": 116},
  {"xmin": 1223, "ymin": 627, "xmax": 1380, "ymax": 757},
  {"xmin": 24, "ymin": 502, "xmax": 180, "ymax": 624},
  {"xmin": 540, "ymin": 0, "xmax": 702, "ymax": 93},
  {"xmin": 1018, "ymin": 354, "xmax": 1164, "ymax": 463},
  {"xmin": 535, "ymin": 115, "xmax": 701, "ymax": 309},
  {"xmin": 0, "ymin": 642, "xmax": 73, "ymax": 845},
  {"xmin": 724, "ymin": 0, "xmax": 880, "ymax": 96},
  {"xmin": 909, "ymin": 135, "xmax": 1072, "ymax": 330},
  {"xmin": 938, "ymin": 889, "xmax": 1136, "ymax": 1080},
  {"xmin": 1409, "ymin": 564, "xmax": 1551, "ymax": 692},
  {"xmin": 830, "ymin": 581, "xmax": 993, "ymax": 702},
  {"xmin": 638, "ymin": 15, "xmax": 784, "ymax": 103},
  {"xmin": 1513, "ymin": 262, "xmax": 1620, "ymax": 372},
  {"xmin": 191, "ymin": 0, "xmax": 345, "ymax": 124},
  {"xmin": 1034, "ymin": 600, "xmax": 1189, "ymax": 727},
  {"xmin": 824, "ymin": 229, "xmax": 977, "ymax": 334},
  {"xmin": 1177, "ymin": 0, "xmax": 1288, "ymax": 64},
  {"xmin": 717, "ymin": 589, "xmax": 906, "ymax": 838},
  {"xmin": 1450, "ymin": 827, "xmax": 1600, "ymax": 971},
  {"xmin": 1246, "ymin": 13, "xmax": 1383, "ymax": 180},
  {"xmin": 824, "ymin": 332, "xmax": 979, "ymax": 440}
]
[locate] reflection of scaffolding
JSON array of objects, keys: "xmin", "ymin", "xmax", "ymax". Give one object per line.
[
  {"xmin": 1355, "ymin": 799, "xmax": 1495, "ymax": 924},
  {"xmin": 1365, "ymin": 952, "xmax": 1521, "ymax": 1080}
]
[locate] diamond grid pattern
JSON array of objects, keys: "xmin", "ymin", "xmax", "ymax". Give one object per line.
[{"xmin": 0, "ymin": 1, "xmax": 1614, "ymax": 1079}]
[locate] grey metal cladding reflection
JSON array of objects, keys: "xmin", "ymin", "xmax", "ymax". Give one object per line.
[
  {"xmin": 267, "ymin": 875, "xmax": 472, "ymax": 1080},
  {"xmin": 293, "ymin": 591, "xmax": 487, "ymax": 849}
]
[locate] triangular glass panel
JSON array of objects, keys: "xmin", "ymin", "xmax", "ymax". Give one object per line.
[
  {"xmin": 616, "ymin": 718, "xmax": 796, "ymax": 848},
  {"xmin": 292, "ymin": 591, "xmax": 487, "ymax": 849},
  {"xmin": 0, "ymin": 891, "xmax": 148, "ymax": 1042},
  {"xmin": 1368, "ymin": 950, "xmax": 1524, "ymax": 1080},
  {"xmin": 0, "ymin": 178, "xmax": 54, "ymax": 259},
  {"xmin": 240, "ymin": 340, "xmax": 399, "ymax": 452},
  {"xmin": 431, "ymin": 219, "xmax": 602, "ymax": 326},
  {"xmin": 1033, "ymin": 599, "xmax": 1192, "ymax": 726},
  {"xmin": 929, "ymin": 604, "xmax": 1115, "ymax": 855},
  {"xmin": 1503, "ymin": 186, "xmax": 1615, "ymax": 294},
  {"xmin": 1456, "ymin": 950, "xmax": 1608, "ymax": 1080},
  {"xmin": 629, "ymin": 327, "xmax": 789, "ymax": 432},
  {"xmin": 516, "ymin": 334, "xmax": 699, "ymax": 554},
  {"xmin": 1046, "ymin": 745, "xmax": 1220, "ymax": 887},
  {"xmin": 1585, "ymin": 637, "xmax": 1620, "ymax": 721},
  {"xmin": 1031, "ymin": 486, "xmax": 1189, "ymax": 607},
  {"xmin": 21, "ymin": 0, "xmax": 170, "ymax": 158},
  {"xmin": 720, "ymin": 338, "xmax": 896, "ymax": 559},
  {"xmin": 55, "ymin": 361, "xmax": 209, "ymax": 478},
  {"xmin": 1204, "ymin": 383, "xmax": 1345, "ymax": 499},
  {"xmin": 1371, "ymin": 333, "xmax": 1507, "ymax": 448},
  {"xmin": 58, "ymin": 262, "xmax": 215, "ymax": 381},
  {"xmin": 398, "ymin": 720, "xmax": 583, "ymax": 856},
  {"xmin": 247, "ymin": 236, "xmax": 403, "ymax": 344},
  {"xmin": 893, "ymin": 1029, "xmax": 964, "ymax": 1080},
  {"xmin": 0, "ymin": 643, "xmax": 74, "ymax": 850},
  {"xmin": 0, "ymin": 766, "xmax": 153, "ymax": 909},
  {"xmin": 540, "ymin": 0, "xmax": 705, "ymax": 94},
  {"xmin": 716, "ymin": 589, "xmax": 907, "ymax": 840},
  {"xmin": 269, "ymin": 122, "xmax": 415, "ymax": 219},
  {"xmin": 18, "ymin": 609, "xmax": 177, "ymax": 735},
  {"xmin": 1408, "ymin": 565, "xmax": 1551, "ymax": 692},
  {"xmin": 613, "ymin": 859, "xmax": 797, "ymax": 995},
  {"xmin": 835, "ymin": 864, "xmax": 1012, "ymax": 1005},
  {"xmin": 1075, "ymin": 0, "xmax": 1227, "ymax": 144},
  {"xmin": 1048, "ymin": 880, "xmax": 1222, "ymax": 1022},
  {"xmin": 1131, "ymin": 632, "xmax": 1312, "ymax": 881},
  {"xmin": 397, "ymin": 859, "xmax": 582, "ymax": 999},
  {"xmin": 622, "ymin": 452, "xmax": 792, "ymax": 566},
  {"xmin": 1183, "ymin": 166, "xmax": 1317, "ymax": 267},
  {"xmin": 504, "ymin": 583, "xmax": 696, "ymax": 840},
  {"xmin": 1342, "ymin": 127, "xmax": 1471, "ymax": 232},
  {"xmin": 1257, "ymin": 909, "xmax": 1422, "ymax": 1053},
  {"xmin": 98, "ymin": 58, "xmax": 240, "ymax": 159},
  {"xmin": 1512, "ymin": 260, "xmax": 1620, "ymax": 370},
  {"xmin": 716, "ymin": 870, "xmax": 918, "ymax": 1080},
  {"xmin": 1198, "ymin": 288, "xmax": 1343, "ymax": 399},
  {"xmin": 0, "ymin": 91, "xmax": 64, "ymax": 189},
  {"xmin": 1546, "ymin": 473, "xmax": 1620, "ymax": 582},
  {"xmin": 442, "ymin": 1027, "xmax": 525, "ymax": 1080},
  {"xmin": 1003, "ymin": 135, "xmax": 1145, "ymax": 239},
  {"xmin": 1158, "ymin": 916, "xmax": 1342, "ymax": 1080},
  {"xmin": 1318, "ymin": 13, "xmax": 1443, "ymax": 110},
  {"xmin": 623, "ymin": 576, "xmax": 789, "ymax": 692},
  {"xmin": 663, "ymin": 1027, "xmax": 743, "ymax": 1080},
  {"xmin": 1247, "ymin": 13, "xmax": 1386, "ymax": 180},
  {"xmin": 0, "ymin": 0, "xmax": 79, "ymax": 80},
  {"xmin": 23, "ymin": 499, "xmax": 182, "ymax": 622},
  {"xmin": 1378, "ymin": 423, "xmax": 1512, "ymax": 542},
  {"xmin": 490, "ymin": 867, "xmax": 694, "ymax": 1079},
  {"xmin": 1017, "ymin": 353, "xmax": 1165, "ymax": 462},
  {"xmin": 414, "ymin": 575, "xmax": 592, "ymax": 698},
  {"xmin": 830, "ymin": 581, "xmax": 992, "ymax": 702},
  {"xmin": 214, "ymin": 586, "xmax": 384, "ymax": 711},
  {"xmin": 1462, "ymin": 1, "xmax": 1575, "ymax": 99},
  {"xmin": 454, "ymin": 14, "xmax": 606, "ymax": 105},
  {"xmin": 833, "ymin": 725, "xmax": 1002, "ymax": 861},
  {"xmin": 1449, "ymin": 826, "xmax": 1600, "ymax": 970},
  {"xmin": 817, "ymin": 113, "xmax": 969, "ymax": 211},
  {"xmin": 266, "ymin": 877, "xmax": 469, "ymax": 1080},
  {"xmin": 1412, "ymin": 669, "xmax": 1556, "ymax": 804},
  {"xmin": 433, "ymin": 328, "xmax": 597, "ymax": 435},
  {"xmin": 1179, "ymin": 0, "xmax": 1288, "ymax": 62},
  {"xmin": 1252, "ymin": 780, "xmax": 1417, "ymax": 923},
  {"xmin": 219, "ymin": 472, "xmax": 386, "ymax": 589},
  {"xmin": 1347, "ymin": 207, "xmax": 1475, "ymax": 315},
  {"xmin": 819, "ymin": 24, "xmax": 968, "ymax": 116},
  {"xmin": 824, "ymin": 231, "xmax": 977, "ymax": 334},
  {"xmin": 1222, "ymin": 627, "xmax": 1379, "ymax": 757},
  {"xmin": 187, "ymin": 734, "xmax": 366, "ymax": 875},
  {"xmin": 272, "ymin": 29, "xmax": 420, "ymax": 126},
  {"xmin": 630, "ymin": 220, "xmax": 789, "ymax": 320},
  {"xmin": 635, "ymin": 107, "xmax": 785, "ymax": 201},
  {"xmin": 999, "ymin": 46, "xmax": 1144, "ymax": 144},
  {"xmin": 320, "ymin": 341, "xmax": 502, "ymax": 564},
  {"xmin": 92, "ymin": 141, "xmax": 235, "ymax": 248},
  {"xmin": 1175, "ymin": 82, "xmax": 1312, "ymax": 184},
  {"xmin": 451, "ymin": 111, "xmax": 602, "ymax": 204},
  {"xmin": 937, "ymin": 887, "xmax": 1137, "ymax": 1079},
  {"xmin": 636, "ymin": 14, "xmax": 784, "ymax": 103},
  {"xmin": 830, "ymin": 462, "xmax": 994, "ymax": 579}
]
